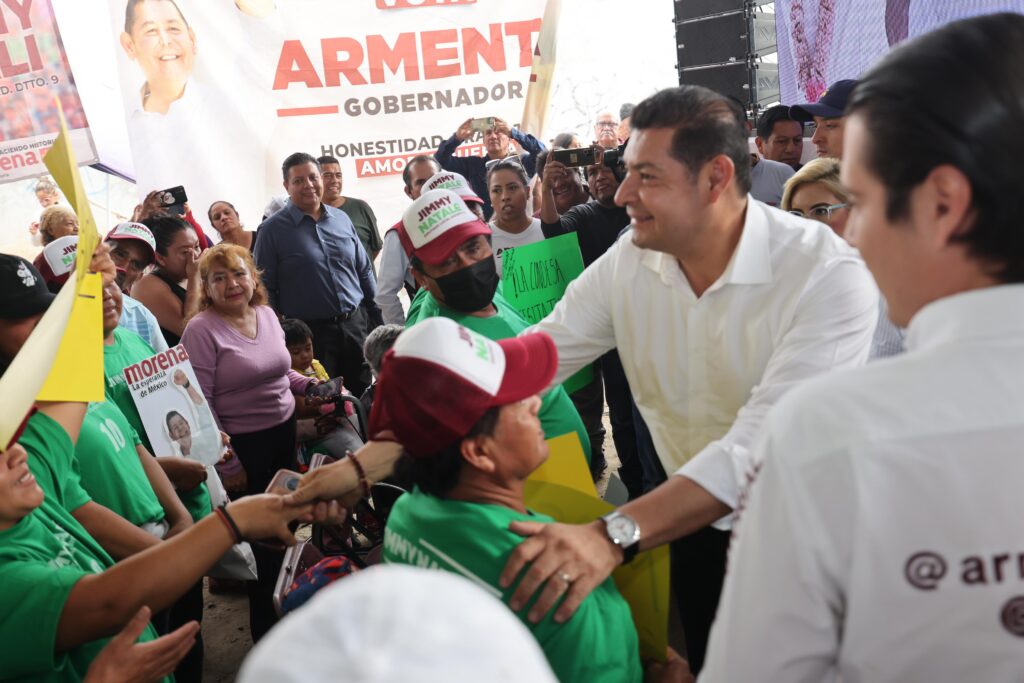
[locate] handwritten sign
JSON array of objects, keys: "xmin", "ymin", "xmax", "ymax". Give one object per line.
[{"xmin": 502, "ymin": 233, "xmax": 592, "ymax": 393}]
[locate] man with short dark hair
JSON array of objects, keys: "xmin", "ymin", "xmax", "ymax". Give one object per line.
[
  {"xmin": 540, "ymin": 156, "xmax": 651, "ymax": 496},
  {"xmin": 755, "ymin": 105, "xmax": 804, "ymax": 170},
  {"xmin": 375, "ymin": 155, "xmax": 441, "ymax": 324},
  {"xmin": 436, "ymin": 117, "xmax": 546, "ymax": 220},
  {"xmin": 317, "ymin": 155, "xmax": 382, "ymax": 263},
  {"xmin": 704, "ymin": 14, "xmax": 1024, "ymax": 680},
  {"xmin": 255, "ymin": 152, "xmax": 380, "ymax": 394},
  {"xmin": 790, "ymin": 79, "xmax": 858, "ymax": 159},
  {"xmin": 501, "ymin": 85, "xmax": 878, "ymax": 673}
]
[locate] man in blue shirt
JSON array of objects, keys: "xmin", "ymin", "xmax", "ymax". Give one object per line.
[
  {"xmin": 435, "ymin": 116, "xmax": 546, "ymax": 221},
  {"xmin": 255, "ymin": 152, "xmax": 381, "ymax": 394}
]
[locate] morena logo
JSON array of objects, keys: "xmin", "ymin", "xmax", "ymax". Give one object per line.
[{"xmin": 377, "ymin": 0, "xmax": 476, "ymax": 8}]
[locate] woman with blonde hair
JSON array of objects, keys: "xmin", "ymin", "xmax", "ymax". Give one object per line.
[
  {"xmin": 782, "ymin": 157, "xmax": 904, "ymax": 357},
  {"xmin": 37, "ymin": 205, "xmax": 79, "ymax": 244},
  {"xmin": 781, "ymin": 157, "xmax": 851, "ymax": 238},
  {"xmin": 180, "ymin": 242, "xmax": 319, "ymax": 641}
]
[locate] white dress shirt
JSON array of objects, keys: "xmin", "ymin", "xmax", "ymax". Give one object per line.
[
  {"xmin": 375, "ymin": 228, "xmax": 414, "ymax": 324},
  {"xmin": 530, "ymin": 199, "xmax": 878, "ymax": 519},
  {"xmin": 702, "ymin": 284, "xmax": 1024, "ymax": 682}
]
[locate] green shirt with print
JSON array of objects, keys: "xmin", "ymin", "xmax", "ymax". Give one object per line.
[
  {"xmin": 405, "ymin": 288, "xmax": 592, "ymax": 464},
  {"xmin": 23, "ymin": 412, "xmax": 92, "ymax": 514},
  {"xmin": 383, "ymin": 489, "xmax": 642, "ymax": 683},
  {"xmin": 104, "ymin": 326, "xmax": 211, "ymax": 522},
  {"xmin": 74, "ymin": 401, "xmax": 165, "ymax": 527},
  {"xmin": 4, "ymin": 412, "xmax": 168, "ymax": 682}
]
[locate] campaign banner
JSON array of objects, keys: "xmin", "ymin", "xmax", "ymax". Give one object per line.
[
  {"xmin": 105, "ymin": 0, "xmax": 548, "ymax": 233},
  {"xmin": 774, "ymin": 0, "xmax": 1024, "ymax": 104},
  {"xmin": 501, "ymin": 231, "xmax": 591, "ymax": 393},
  {"xmin": 123, "ymin": 345, "xmax": 223, "ymax": 466},
  {"xmin": 0, "ymin": 0, "xmax": 96, "ymax": 183}
]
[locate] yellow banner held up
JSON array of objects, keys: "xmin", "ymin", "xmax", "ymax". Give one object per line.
[
  {"xmin": 524, "ymin": 432, "xmax": 670, "ymax": 662},
  {"xmin": 35, "ymin": 273, "xmax": 104, "ymax": 402},
  {"xmin": 44, "ymin": 98, "xmax": 99, "ymax": 285},
  {"xmin": 0, "ymin": 98, "xmax": 106, "ymax": 447}
]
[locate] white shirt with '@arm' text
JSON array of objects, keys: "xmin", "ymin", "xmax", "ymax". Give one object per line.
[
  {"xmin": 703, "ymin": 284, "xmax": 1024, "ymax": 682},
  {"xmin": 528, "ymin": 199, "xmax": 879, "ymax": 524}
]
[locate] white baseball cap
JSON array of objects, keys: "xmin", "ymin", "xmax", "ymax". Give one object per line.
[
  {"xmin": 399, "ymin": 189, "xmax": 491, "ymax": 266},
  {"xmin": 237, "ymin": 565, "xmax": 558, "ymax": 683}
]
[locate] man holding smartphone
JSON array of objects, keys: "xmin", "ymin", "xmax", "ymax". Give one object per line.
[{"xmin": 435, "ymin": 116, "xmax": 547, "ymax": 220}]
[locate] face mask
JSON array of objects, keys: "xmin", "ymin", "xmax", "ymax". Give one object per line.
[{"xmin": 432, "ymin": 257, "xmax": 499, "ymax": 313}]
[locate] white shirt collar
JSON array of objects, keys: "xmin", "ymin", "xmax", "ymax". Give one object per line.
[
  {"xmin": 905, "ymin": 283, "xmax": 1024, "ymax": 353},
  {"xmin": 639, "ymin": 197, "xmax": 773, "ymax": 290}
]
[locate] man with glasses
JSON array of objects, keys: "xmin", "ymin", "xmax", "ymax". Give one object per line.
[
  {"xmin": 594, "ymin": 109, "xmax": 621, "ymax": 149},
  {"xmin": 106, "ymin": 221, "xmax": 169, "ymax": 352},
  {"xmin": 435, "ymin": 116, "xmax": 546, "ymax": 220}
]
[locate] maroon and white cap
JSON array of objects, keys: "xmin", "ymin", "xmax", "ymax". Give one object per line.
[
  {"xmin": 105, "ymin": 222, "xmax": 156, "ymax": 263},
  {"xmin": 369, "ymin": 317, "xmax": 557, "ymax": 458},
  {"xmin": 38, "ymin": 234, "xmax": 78, "ymax": 286},
  {"xmin": 424, "ymin": 171, "xmax": 484, "ymax": 207},
  {"xmin": 399, "ymin": 189, "xmax": 491, "ymax": 265}
]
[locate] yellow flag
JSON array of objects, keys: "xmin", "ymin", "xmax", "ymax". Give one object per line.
[
  {"xmin": 0, "ymin": 276, "xmax": 77, "ymax": 448},
  {"xmin": 520, "ymin": 0, "xmax": 562, "ymax": 137},
  {"xmin": 35, "ymin": 273, "xmax": 105, "ymax": 402},
  {"xmin": 0, "ymin": 99, "xmax": 106, "ymax": 448},
  {"xmin": 523, "ymin": 479, "xmax": 671, "ymax": 662},
  {"xmin": 527, "ymin": 432, "xmax": 598, "ymax": 498},
  {"xmin": 44, "ymin": 99, "xmax": 99, "ymax": 285},
  {"xmin": 523, "ymin": 432, "xmax": 671, "ymax": 662}
]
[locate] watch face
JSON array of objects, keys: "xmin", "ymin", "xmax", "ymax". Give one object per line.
[{"xmin": 606, "ymin": 514, "xmax": 639, "ymax": 546}]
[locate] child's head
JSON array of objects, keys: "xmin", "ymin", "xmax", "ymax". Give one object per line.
[{"xmin": 282, "ymin": 318, "xmax": 314, "ymax": 372}]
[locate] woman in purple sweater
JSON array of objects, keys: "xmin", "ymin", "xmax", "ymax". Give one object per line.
[{"xmin": 180, "ymin": 242, "xmax": 317, "ymax": 642}]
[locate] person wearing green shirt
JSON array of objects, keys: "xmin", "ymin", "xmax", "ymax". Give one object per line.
[
  {"xmin": 74, "ymin": 400, "xmax": 192, "ymax": 539},
  {"xmin": 399, "ymin": 188, "xmax": 592, "ymax": 465},
  {"xmin": 0, "ymin": 251, "xmax": 312, "ymax": 682},
  {"xmin": 102, "ymin": 283, "xmax": 213, "ymax": 525},
  {"xmin": 373, "ymin": 318, "xmax": 643, "ymax": 683}
]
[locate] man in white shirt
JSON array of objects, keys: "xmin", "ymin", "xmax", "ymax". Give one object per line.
[
  {"xmin": 375, "ymin": 155, "xmax": 441, "ymax": 324},
  {"xmin": 500, "ymin": 85, "xmax": 879, "ymax": 673},
  {"xmin": 702, "ymin": 14, "xmax": 1024, "ymax": 681}
]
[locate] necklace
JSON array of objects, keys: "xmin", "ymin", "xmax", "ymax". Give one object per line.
[{"xmin": 789, "ymin": 0, "xmax": 836, "ymax": 102}]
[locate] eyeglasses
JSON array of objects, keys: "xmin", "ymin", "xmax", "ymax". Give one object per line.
[
  {"xmin": 595, "ymin": 121, "xmax": 619, "ymax": 130},
  {"xmin": 789, "ymin": 203, "xmax": 849, "ymax": 221}
]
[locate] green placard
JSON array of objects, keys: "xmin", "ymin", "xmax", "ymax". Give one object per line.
[{"xmin": 502, "ymin": 233, "xmax": 593, "ymax": 393}]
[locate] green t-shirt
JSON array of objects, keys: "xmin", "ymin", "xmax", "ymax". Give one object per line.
[
  {"xmin": 338, "ymin": 196, "xmax": 382, "ymax": 260},
  {"xmin": 74, "ymin": 401, "xmax": 165, "ymax": 527},
  {"xmin": 406, "ymin": 289, "xmax": 592, "ymax": 464},
  {"xmin": 6, "ymin": 417, "xmax": 166, "ymax": 682},
  {"xmin": 104, "ymin": 327, "xmax": 212, "ymax": 522},
  {"xmin": 383, "ymin": 489, "xmax": 642, "ymax": 683},
  {"xmin": 23, "ymin": 412, "xmax": 91, "ymax": 514}
]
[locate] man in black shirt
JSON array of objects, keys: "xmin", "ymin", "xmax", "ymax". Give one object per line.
[{"xmin": 539, "ymin": 158, "xmax": 653, "ymax": 498}]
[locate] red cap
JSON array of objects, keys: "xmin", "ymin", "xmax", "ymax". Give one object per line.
[
  {"xmin": 401, "ymin": 189, "xmax": 491, "ymax": 266},
  {"xmin": 424, "ymin": 171, "xmax": 484, "ymax": 207},
  {"xmin": 369, "ymin": 318, "xmax": 557, "ymax": 458}
]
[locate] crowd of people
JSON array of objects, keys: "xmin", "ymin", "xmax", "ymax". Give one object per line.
[{"xmin": 2, "ymin": 10, "xmax": 1023, "ymax": 683}]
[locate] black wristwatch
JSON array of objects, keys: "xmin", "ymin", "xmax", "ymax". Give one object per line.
[{"xmin": 600, "ymin": 510, "xmax": 640, "ymax": 564}]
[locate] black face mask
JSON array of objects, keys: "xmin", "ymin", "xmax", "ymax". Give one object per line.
[{"xmin": 432, "ymin": 257, "xmax": 499, "ymax": 313}]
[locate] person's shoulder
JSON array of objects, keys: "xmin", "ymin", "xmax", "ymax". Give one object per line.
[
  {"xmin": 758, "ymin": 157, "xmax": 796, "ymax": 180},
  {"xmin": 344, "ymin": 196, "xmax": 372, "ymax": 212}
]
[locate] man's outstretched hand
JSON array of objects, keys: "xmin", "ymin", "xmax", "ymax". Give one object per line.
[
  {"xmin": 500, "ymin": 519, "xmax": 623, "ymax": 623},
  {"xmin": 84, "ymin": 606, "xmax": 198, "ymax": 683}
]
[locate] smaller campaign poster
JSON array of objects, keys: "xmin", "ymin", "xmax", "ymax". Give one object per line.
[
  {"xmin": 0, "ymin": 0, "xmax": 96, "ymax": 183},
  {"xmin": 123, "ymin": 345, "xmax": 223, "ymax": 466}
]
